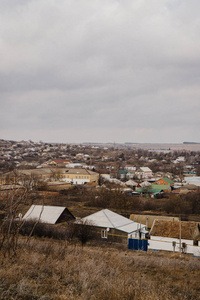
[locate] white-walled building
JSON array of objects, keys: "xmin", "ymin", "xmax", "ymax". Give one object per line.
[{"xmin": 148, "ymin": 219, "xmax": 200, "ymax": 255}]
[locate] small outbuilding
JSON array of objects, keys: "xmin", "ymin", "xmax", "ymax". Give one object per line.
[
  {"xmin": 23, "ymin": 205, "xmax": 75, "ymax": 224},
  {"xmin": 148, "ymin": 219, "xmax": 200, "ymax": 255},
  {"xmin": 130, "ymin": 214, "xmax": 179, "ymax": 229}
]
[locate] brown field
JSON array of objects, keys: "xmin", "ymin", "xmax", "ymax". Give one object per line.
[{"xmin": 0, "ymin": 238, "xmax": 200, "ymax": 300}]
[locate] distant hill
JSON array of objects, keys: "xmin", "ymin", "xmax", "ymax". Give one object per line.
[{"xmin": 183, "ymin": 142, "xmax": 200, "ymax": 144}]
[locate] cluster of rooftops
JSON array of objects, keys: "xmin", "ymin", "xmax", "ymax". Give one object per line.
[{"xmin": 22, "ymin": 205, "xmax": 200, "ymax": 254}]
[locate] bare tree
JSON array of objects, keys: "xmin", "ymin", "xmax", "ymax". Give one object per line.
[
  {"xmin": 0, "ymin": 172, "xmax": 43, "ymax": 257},
  {"xmin": 0, "ymin": 187, "xmax": 29, "ymax": 257},
  {"xmin": 74, "ymin": 220, "xmax": 95, "ymax": 247}
]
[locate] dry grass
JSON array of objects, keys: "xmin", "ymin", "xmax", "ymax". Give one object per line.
[{"xmin": 0, "ymin": 238, "xmax": 199, "ymax": 299}]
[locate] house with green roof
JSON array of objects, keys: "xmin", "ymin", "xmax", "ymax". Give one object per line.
[
  {"xmin": 136, "ymin": 183, "xmax": 171, "ymax": 197},
  {"xmin": 154, "ymin": 177, "xmax": 174, "ymax": 186}
]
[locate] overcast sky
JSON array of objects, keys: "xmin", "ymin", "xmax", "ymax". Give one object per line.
[{"xmin": 0, "ymin": 0, "xmax": 200, "ymax": 144}]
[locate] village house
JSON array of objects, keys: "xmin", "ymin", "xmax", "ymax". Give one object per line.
[
  {"xmin": 135, "ymin": 167, "xmax": 153, "ymax": 179},
  {"xmin": 45, "ymin": 159, "xmax": 71, "ymax": 167},
  {"xmin": 124, "ymin": 165, "xmax": 136, "ymax": 171},
  {"xmin": 136, "ymin": 183, "xmax": 171, "ymax": 197},
  {"xmin": 76, "ymin": 209, "xmax": 148, "ymax": 244},
  {"xmin": 154, "ymin": 177, "xmax": 174, "ymax": 186},
  {"xmin": 118, "ymin": 170, "xmax": 134, "ymax": 180},
  {"xmin": 125, "ymin": 180, "xmax": 138, "ymax": 190}
]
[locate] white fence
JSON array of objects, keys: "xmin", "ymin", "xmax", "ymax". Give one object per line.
[{"xmin": 148, "ymin": 236, "xmax": 200, "ymax": 256}]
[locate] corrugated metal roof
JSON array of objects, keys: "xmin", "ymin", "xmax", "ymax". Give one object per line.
[
  {"xmin": 140, "ymin": 167, "xmax": 152, "ymax": 172},
  {"xmin": 23, "ymin": 205, "xmax": 66, "ymax": 224},
  {"xmin": 80, "ymin": 209, "xmax": 147, "ymax": 234}
]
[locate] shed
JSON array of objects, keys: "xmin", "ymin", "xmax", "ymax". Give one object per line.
[
  {"xmin": 149, "ymin": 219, "xmax": 200, "ymax": 254},
  {"xmin": 130, "ymin": 214, "xmax": 179, "ymax": 229},
  {"xmin": 23, "ymin": 205, "xmax": 75, "ymax": 224}
]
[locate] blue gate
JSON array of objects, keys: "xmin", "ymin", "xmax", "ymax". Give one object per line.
[{"xmin": 128, "ymin": 239, "xmax": 148, "ymax": 251}]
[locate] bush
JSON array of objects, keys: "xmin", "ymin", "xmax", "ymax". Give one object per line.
[{"xmin": 20, "ymin": 220, "xmax": 68, "ymax": 240}]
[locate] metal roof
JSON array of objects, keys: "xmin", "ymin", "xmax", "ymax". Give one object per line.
[
  {"xmin": 184, "ymin": 177, "xmax": 200, "ymax": 186},
  {"xmin": 80, "ymin": 209, "xmax": 147, "ymax": 234},
  {"xmin": 140, "ymin": 167, "xmax": 152, "ymax": 172},
  {"xmin": 23, "ymin": 205, "xmax": 66, "ymax": 224},
  {"xmin": 125, "ymin": 180, "xmax": 138, "ymax": 186}
]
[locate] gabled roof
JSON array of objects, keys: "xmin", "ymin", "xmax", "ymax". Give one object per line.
[
  {"xmin": 119, "ymin": 170, "xmax": 128, "ymax": 174},
  {"xmin": 140, "ymin": 181, "xmax": 151, "ymax": 187},
  {"xmin": 136, "ymin": 187, "xmax": 164, "ymax": 194},
  {"xmin": 150, "ymin": 184, "xmax": 171, "ymax": 190},
  {"xmin": 150, "ymin": 220, "xmax": 200, "ymax": 240},
  {"xmin": 136, "ymin": 184, "xmax": 171, "ymax": 193},
  {"xmin": 79, "ymin": 209, "xmax": 147, "ymax": 234},
  {"xmin": 23, "ymin": 205, "xmax": 74, "ymax": 224},
  {"xmin": 125, "ymin": 180, "xmax": 138, "ymax": 187},
  {"xmin": 156, "ymin": 177, "xmax": 174, "ymax": 184},
  {"xmin": 140, "ymin": 167, "xmax": 152, "ymax": 172}
]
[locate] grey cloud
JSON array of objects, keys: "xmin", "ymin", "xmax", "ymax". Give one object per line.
[{"xmin": 0, "ymin": 0, "xmax": 200, "ymax": 143}]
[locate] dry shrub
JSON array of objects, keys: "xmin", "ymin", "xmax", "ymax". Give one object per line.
[
  {"xmin": 0, "ymin": 239, "xmax": 199, "ymax": 300},
  {"xmin": 20, "ymin": 220, "xmax": 68, "ymax": 240}
]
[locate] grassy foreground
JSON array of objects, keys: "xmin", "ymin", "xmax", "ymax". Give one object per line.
[{"xmin": 0, "ymin": 239, "xmax": 199, "ymax": 300}]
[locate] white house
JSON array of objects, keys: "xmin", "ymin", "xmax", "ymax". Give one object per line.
[
  {"xmin": 76, "ymin": 209, "xmax": 148, "ymax": 241},
  {"xmin": 124, "ymin": 165, "xmax": 136, "ymax": 171},
  {"xmin": 136, "ymin": 167, "xmax": 152, "ymax": 179}
]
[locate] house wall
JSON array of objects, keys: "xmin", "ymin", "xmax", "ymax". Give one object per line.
[
  {"xmin": 92, "ymin": 227, "xmax": 129, "ymax": 244},
  {"xmin": 193, "ymin": 244, "xmax": 200, "ymax": 256},
  {"xmin": 128, "ymin": 232, "xmax": 146, "ymax": 239},
  {"xmin": 56, "ymin": 209, "xmax": 75, "ymax": 223},
  {"xmin": 62, "ymin": 172, "xmax": 99, "ymax": 185},
  {"xmin": 154, "ymin": 179, "xmax": 169, "ymax": 185},
  {"xmin": 90, "ymin": 173, "xmax": 99, "ymax": 183},
  {"xmin": 93, "ymin": 227, "xmax": 146, "ymax": 244},
  {"xmin": 148, "ymin": 235, "xmax": 196, "ymax": 254},
  {"xmin": 63, "ymin": 175, "xmax": 90, "ymax": 185}
]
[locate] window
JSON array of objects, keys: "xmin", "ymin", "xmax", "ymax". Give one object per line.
[{"xmin": 101, "ymin": 230, "xmax": 108, "ymax": 239}]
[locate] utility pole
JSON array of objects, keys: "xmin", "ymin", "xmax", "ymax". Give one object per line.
[{"xmin": 179, "ymin": 215, "xmax": 182, "ymax": 255}]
